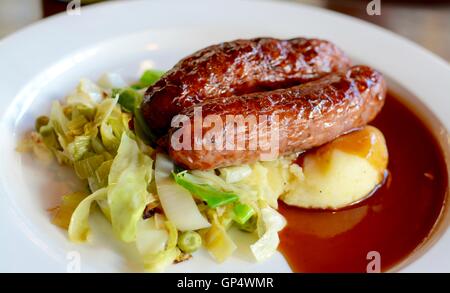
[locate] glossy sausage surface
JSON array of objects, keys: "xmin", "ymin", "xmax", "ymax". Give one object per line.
[
  {"xmin": 168, "ymin": 65, "xmax": 387, "ymax": 170},
  {"xmin": 141, "ymin": 37, "xmax": 351, "ymax": 137}
]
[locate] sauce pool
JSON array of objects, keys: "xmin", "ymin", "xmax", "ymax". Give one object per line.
[{"xmin": 278, "ymin": 93, "xmax": 448, "ymax": 272}]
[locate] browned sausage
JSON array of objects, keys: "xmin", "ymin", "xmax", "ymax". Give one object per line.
[
  {"xmin": 167, "ymin": 65, "xmax": 386, "ymax": 170},
  {"xmin": 141, "ymin": 37, "xmax": 351, "ymax": 137}
]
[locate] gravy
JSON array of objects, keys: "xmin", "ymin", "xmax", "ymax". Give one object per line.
[{"xmin": 278, "ymin": 93, "xmax": 448, "ymax": 272}]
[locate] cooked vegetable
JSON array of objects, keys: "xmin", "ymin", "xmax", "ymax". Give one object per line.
[
  {"xmin": 173, "ymin": 170, "xmax": 239, "ymax": 208},
  {"xmin": 202, "ymin": 213, "xmax": 236, "ymax": 262},
  {"xmin": 219, "ymin": 165, "xmax": 252, "ymax": 183},
  {"xmin": 68, "ymin": 135, "xmax": 91, "ymax": 161},
  {"xmin": 114, "ymin": 88, "xmax": 142, "ymax": 113},
  {"xmin": 240, "ymin": 159, "xmax": 292, "ymax": 209},
  {"xmin": 39, "ymin": 124, "xmax": 60, "ymax": 150},
  {"xmin": 107, "ymin": 133, "xmax": 153, "ymax": 242},
  {"xmin": 49, "ymin": 100, "xmax": 70, "ymax": 148},
  {"xmin": 136, "ymin": 216, "xmax": 169, "ymax": 257},
  {"xmin": 132, "ymin": 69, "xmax": 165, "ymax": 89},
  {"xmin": 95, "ymin": 96, "xmax": 119, "ymax": 126},
  {"xmin": 250, "ymin": 207, "xmax": 286, "ymax": 262},
  {"xmin": 178, "ymin": 231, "xmax": 202, "ymax": 253},
  {"xmin": 109, "ymin": 86, "xmax": 157, "ymax": 145},
  {"xmin": 94, "ymin": 160, "xmax": 113, "ymax": 189},
  {"xmin": 155, "ymin": 153, "xmax": 210, "ymax": 231},
  {"xmin": 19, "ymin": 72, "xmax": 299, "ymax": 273},
  {"xmin": 35, "ymin": 116, "xmax": 49, "ymax": 132},
  {"xmin": 143, "ymin": 246, "xmax": 180, "ymax": 273},
  {"xmin": 138, "ymin": 218, "xmax": 181, "ymax": 272},
  {"xmin": 235, "ymin": 214, "xmax": 257, "ymax": 233},
  {"xmin": 134, "ymin": 106, "xmax": 156, "ymax": 144},
  {"xmin": 232, "ymin": 203, "xmax": 255, "ymax": 225},
  {"xmin": 52, "ymin": 192, "xmax": 87, "ymax": 229},
  {"xmin": 100, "ymin": 123, "xmax": 120, "ymax": 152},
  {"xmin": 74, "ymin": 78, "xmax": 103, "ymax": 105},
  {"xmin": 73, "ymin": 154, "xmax": 104, "ymax": 179},
  {"xmin": 68, "ymin": 188, "xmax": 107, "ymax": 242}
]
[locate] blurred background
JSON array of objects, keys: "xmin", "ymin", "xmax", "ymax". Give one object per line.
[{"xmin": 0, "ymin": 0, "xmax": 449, "ymax": 61}]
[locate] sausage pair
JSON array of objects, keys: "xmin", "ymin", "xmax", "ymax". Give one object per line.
[{"xmin": 141, "ymin": 38, "xmax": 386, "ymax": 169}]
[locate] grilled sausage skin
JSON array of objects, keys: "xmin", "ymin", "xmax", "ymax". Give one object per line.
[
  {"xmin": 141, "ymin": 37, "xmax": 351, "ymax": 137},
  {"xmin": 168, "ymin": 65, "xmax": 387, "ymax": 170}
]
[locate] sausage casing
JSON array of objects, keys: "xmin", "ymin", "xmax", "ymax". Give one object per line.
[
  {"xmin": 168, "ymin": 65, "xmax": 386, "ymax": 170},
  {"xmin": 141, "ymin": 37, "xmax": 351, "ymax": 137}
]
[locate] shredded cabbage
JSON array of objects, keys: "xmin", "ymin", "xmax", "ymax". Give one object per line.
[
  {"xmin": 239, "ymin": 156, "xmax": 295, "ymax": 209},
  {"xmin": 19, "ymin": 71, "xmax": 301, "ymax": 272},
  {"xmin": 143, "ymin": 246, "xmax": 180, "ymax": 273},
  {"xmin": 75, "ymin": 78, "xmax": 103, "ymax": 104},
  {"xmin": 136, "ymin": 216, "xmax": 169, "ymax": 256},
  {"xmin": 95, "ymin": 96, "xmax": 119, "ymax": 126},
  {"xmin": 155, "ymin": 153, "xmax": 210, "ymax": 231},
  {"xmin": 173, "ymin": 170, "xmax": 238, "ymax": 208},
  {"xmin": 52, "ymin": 192, "xmax": 87, "ymax": 229},
  {"xmin": 65, "ymin": 79, "xmax": 102, "ymax": 110},
  {"xmin": 250, "ymin": 207, "xmax": 286, "ymax": 262},
  {"xmin": 137, "ymin": 217, "xmax": 181, "ymax": 272},
  {"xmin": 107, "ymin": 133, "xmax": 153, "ymax": 242},
  {"xmin": 68, "ymin": 188, "xmax": 107, "ymax": 242},
  {"xmin": 219, "ymin": 165, "xmax": 252, "ymax": 183},
  {"xmin": 49, "ymin": 100, "xmax": 70, "ymax": 149},
  {"xmin": 202, "ymin": 212, "xmax": 236, "ymax": 263}
]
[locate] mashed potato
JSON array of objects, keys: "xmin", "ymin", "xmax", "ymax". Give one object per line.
[{"xmin": 281, "ymin": 126, "xmax": 388, "ymax": 209}]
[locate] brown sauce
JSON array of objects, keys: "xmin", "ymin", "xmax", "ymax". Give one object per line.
[{"xmin": 278, "ymin": 92, "xmax": 448, "ymax": 272}]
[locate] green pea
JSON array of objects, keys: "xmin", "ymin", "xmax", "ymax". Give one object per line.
[
  {"xmin": 177, "ymin": 231, "xmax": 202, "ymax": 253},
  {"xmin": 35, "ymin": 116, "xmax": 49, "ymax": 132},
  {"xmin": 39, "ymin": 124, "xmax": 60, "ymax": 150}
]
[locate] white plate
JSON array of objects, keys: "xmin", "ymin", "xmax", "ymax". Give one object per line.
[{"xmin": 0, "ymin": 0, "xmax": 449, "ymax": 273}]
